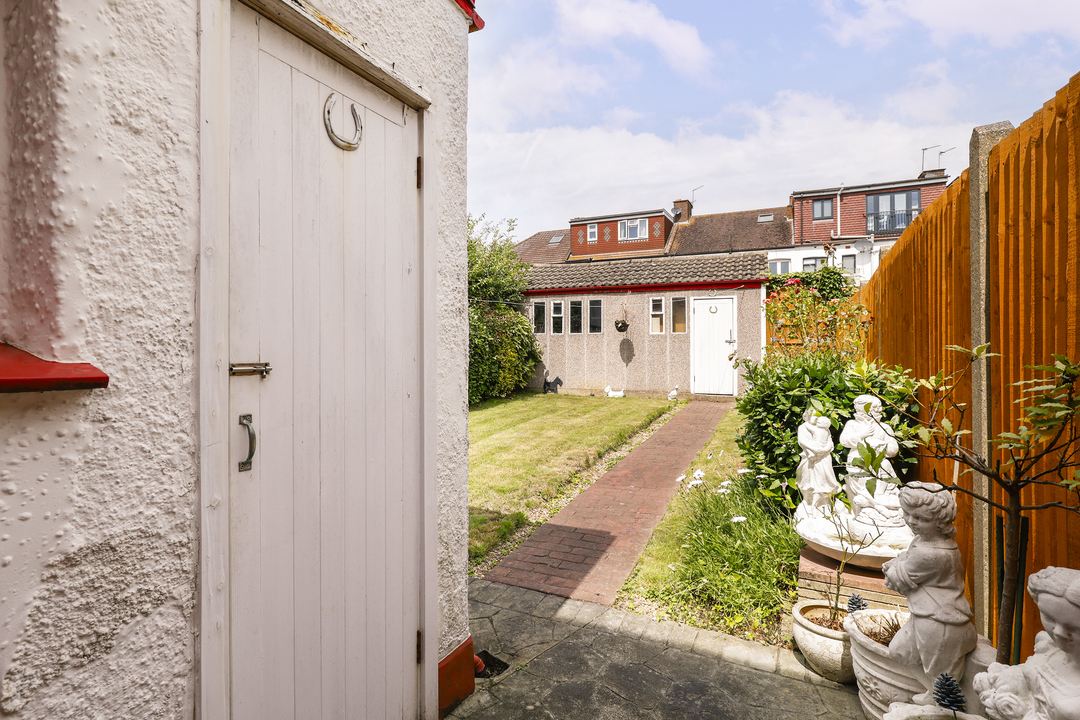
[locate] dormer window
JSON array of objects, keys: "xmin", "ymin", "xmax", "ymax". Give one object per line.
[{"xmin": 618, "ymin": 218, "xmax": 648, "ymax": 242}]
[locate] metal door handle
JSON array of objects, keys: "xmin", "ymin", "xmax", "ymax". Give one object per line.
[{"xmin": 239, "ymin": 414, "xmax": 256, "ymax": 472}]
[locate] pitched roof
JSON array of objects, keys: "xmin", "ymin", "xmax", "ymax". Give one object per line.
[
  {"xmin": 527, "ymin": 252, "xmax": 768, "ymax": 292},
  {"xmin": 514, "ymin": 229, "xmax": 572, "ymax": 264},
  {"xmin": 669, "ymin": 207, "xmax": 792, "ymax": 256}
]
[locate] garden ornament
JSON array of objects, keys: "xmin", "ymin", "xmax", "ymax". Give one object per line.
[
  {"xmin": 974, "ymin": 566, "xmax": 1080, "ymax": 720},
  {"xmin": 883, "ymin": 482, "xmax": 977, "ymax": 706},
  {"xmin": 795, "ymin": 407, "xmax": 841, "ymax": 511}
]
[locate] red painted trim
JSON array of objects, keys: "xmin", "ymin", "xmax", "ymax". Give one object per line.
[
  {"xmin": 0, "ymin": 343, "xmax": 109, "ymax": 393},
  {"xmin": 525, "ymin": 279, "xmax": 764, "ymax": 296},
  {"xmin": 451, "ymin": 0, "xmax": 485, "ymax": 31},
  {"xmin": 438, "ymin": 636, "xmax": 475, "ymax": 718}
]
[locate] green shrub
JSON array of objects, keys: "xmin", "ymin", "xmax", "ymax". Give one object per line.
[
  {"xmin": 765, "ymin": 265, "xmax": 856, "ymax": 301},
  {"xmin": 735, "ymin": 354, "xmax": 916, "ymax": 509},
  {"xmin": 468, "ymin": 304, "xmax": 541, "ymax": 405},
  {"xmin": 653, "ymin": 472, "xmax": 802, "ymax": 639}
]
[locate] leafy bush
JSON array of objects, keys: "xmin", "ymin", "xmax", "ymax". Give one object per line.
[
  {"xmin": 467, "ymin": 214, "xmax": 542, "ymax": 404},
  {"xmin": 765, "ymin": 265, "xmax": 856, "ymax": 301},
  {"xmin": 654, "ymin": 472, "xmax": 803, "ymax": 640},
  {"xmin": 765, "ymin": 277, "xmax": 869, "ymax": 364},
  {"xmin": 735, "ymin": 353, "xmax": 916, "ymax": 509},
  {"xmin": 468, "ymin": 304, "xmax": 541, "ymax": 405}
]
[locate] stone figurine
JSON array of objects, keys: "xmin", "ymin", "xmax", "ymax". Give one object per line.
[
  {"xmin": 795, "ymin": 407, "xmax": 841, "ymax": 512},
  {"xmin": 840, "ymin": 395, "xmax": 903, "ymax": 523},
  {"xmin": 883, "ymin": 482, "xmax": 977, "ymax": 705},
  {"xmin": 974, "ymin": 566, "xmax": 1080, "ymax": 720}
]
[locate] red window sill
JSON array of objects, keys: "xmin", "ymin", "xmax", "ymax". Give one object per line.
[{"xmin": 0, "ymin": 343, "xmax": 109, "ymax": 393}]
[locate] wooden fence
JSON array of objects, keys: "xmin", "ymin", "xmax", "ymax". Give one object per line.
[{"xmin": 856, "ymin": 71, "xmax": 1080, "ymax": 659}]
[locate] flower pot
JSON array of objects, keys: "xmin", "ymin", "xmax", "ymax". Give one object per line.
[
  {"xmin": 844, "ymin": 609, "xmax": 921, "ymax": 720},
  {"xmin": 792, "ymin": 600, "xmax": 855, "ymax": 684}
]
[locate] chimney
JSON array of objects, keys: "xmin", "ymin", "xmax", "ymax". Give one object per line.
[
  {"xmin": 918, "ymin": 168, "xmax": 947, "ymax": 180},
  {"xmin": 673, "ymin": 199, "xmax": 692, "ymax": 222}
]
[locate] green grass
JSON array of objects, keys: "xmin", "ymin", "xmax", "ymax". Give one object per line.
[
  {"xmin": 469, "ymin": 392, "xmax": 671, "ymax": 563},
  {"xmin": 622, "ymin": 410, "xmax": 803, "ymax": 644}
]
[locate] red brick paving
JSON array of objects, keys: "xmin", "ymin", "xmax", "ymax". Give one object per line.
[{"xmin": 484, "ymin": 400, "xmax": 730, "ymax": 605}]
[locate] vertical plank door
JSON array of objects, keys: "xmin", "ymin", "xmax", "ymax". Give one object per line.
[
  {"xmin": 691, "ymin": 297, "xmax": 736, "ymax": 395},
  {"xmin": 228, "ymin": 4, "xmax": 423, "ymax": 718}
]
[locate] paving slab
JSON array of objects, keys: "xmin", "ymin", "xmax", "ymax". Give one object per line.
[{"xmin": 454, "ymin": 579, "xmax": 865, "ymax": 720}]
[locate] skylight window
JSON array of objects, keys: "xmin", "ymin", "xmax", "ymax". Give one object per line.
[
  {"xmin": 548, "ymin": 233, "xmax": 565, "ymax": 245},
  {"xmin": 758, "ymin": 213, "xmax": 774, "ymax": 223}
]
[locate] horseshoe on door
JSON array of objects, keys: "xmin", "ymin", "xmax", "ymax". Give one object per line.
[{"xmin": 323, "ymin": 93, "xmax": 362, "ymax": 151}]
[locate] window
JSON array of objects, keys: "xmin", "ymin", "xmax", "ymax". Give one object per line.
[
  {"xmin": 769, "ymin": 259, "xmax": 790, "ymax": 275},
  {"xmin": 842, "ymin": 254, "xmax": 857, "ymax": 273},
  {"xmin": 569, "ymin": 300, "xmax": 583, "ymax": 334},
  {"xmin": 757, "ymin": 213, "xmax": 774, "ymax": 223},
  {"xmin": 618, "ymin": 218, "xmax": 648, "ymax": 241},
  {"xmin": 547, "ymin": 233, "xmax": 564, "ymax": 245},
  {"xmin": 551, "ymin": 301, "xmax": 564, "ymax": 334},
  {"xmin": 650, "ymin": 298, "xmax": 664, "ymax": 334},
  {"xmin": 866, "ymin": 190, "xmax": 921, "ymax": 233},
  {"xmin": 588, "ymin": 299, "xmax": 602, "ymax": 333},
  {"xmin": 672, "ymin": 297, "xmax": 687, "ymax": 333},
  {"xmin": 533, "ymin": 301, "xmax": 546, "ymax": 333},
  {"xmin": 587, "ymin": 224, "xmax": 597, "ymax": 243},
  {"xmin": 812, "ymin": 198, "xmax": 833, "ymax": 220},
  {"xmin": 803, "ymin": 257, "xmax": 828, "ymax": 271}
]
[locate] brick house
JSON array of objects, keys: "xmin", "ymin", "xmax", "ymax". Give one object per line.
[
  {"xmin": 514, "ymin": 201, "xmax": 791, "ymax": 397},
  {"xmin": 770, "ymin": 170, "xmax": 949, "ymax": 283}
]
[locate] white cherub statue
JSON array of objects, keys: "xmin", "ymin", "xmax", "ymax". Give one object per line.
[
  {"xmin": 974, "ymin": 566, "xmax": 1080, "ymax": 720},
  {"xmin": 840, "ymin": 394, "xmax": 909, "ymax": 539},
  {"xmin": 883, "ymin": 482, "xmax": 978, "ymax": 705},
  {"xmin": 795, "ymin": 407, "xmax": 841, "ymax": 512}
]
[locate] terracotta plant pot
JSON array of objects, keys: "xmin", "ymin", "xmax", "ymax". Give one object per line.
[
  {"xmin": 792, "ymin": 600, "xmax": 855, "ymax": 684},
  {"xmin": 844, "ymin": 609, "xmax": 920, "ymax": 720}
]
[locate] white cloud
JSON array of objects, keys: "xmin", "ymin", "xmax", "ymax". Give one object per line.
[
  {"xmin": 553, "ymin": 0, "xmax": 713, "ymax": 76},
  {"xmin": 818, "ymin": 0, "xmax": 1080, "ymax": 47},
  {"xmin": 468, "ymin": 91, "xmax": 973, "ymax": 236},
  {"xmin": 884, "ymin": 59, "xmax": 964, "ymax": 123}
]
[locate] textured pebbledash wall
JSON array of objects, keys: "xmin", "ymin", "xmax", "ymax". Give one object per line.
[
  {"xmin": 0, "ymin": 0, "xmax": 200, "ymax": 717},
  {"xmin": 0, "ymin": 0, "xmax": 471, "ymax": 716}
]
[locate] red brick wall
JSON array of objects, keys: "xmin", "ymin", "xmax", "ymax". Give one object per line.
[
  {"xmin": 568, "ymin": 213, "xmax": 670, "ymax": 258},
  {"xmin": 792, "ymin": 182, "xmax": 948, "ymax": 244}
]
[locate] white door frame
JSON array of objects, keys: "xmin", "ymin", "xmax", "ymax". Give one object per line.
[
  {"xmin": 196, "ymin": 2, "xmax": 438, "ymax": 716},
  {"xmin": 689, "ymin": 295, "xmax": 738, "ymax": 396}
]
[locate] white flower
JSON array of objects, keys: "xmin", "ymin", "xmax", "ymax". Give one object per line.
[
  {"xmin": 731, "ymin": 516, "xmax": 747, "ymax": 523},
  {"xmin": 693, "ymin": 469, "xmax": 705, "ymax": 480},
  {"xmin": 687, "ymin": 479, "xmax": 704, "ymax": 489},
  {"xmin": 715, "ymin": 488, "xmax": 731, "ymax": 495},
  {"xmin": 675, "ymin": 474, "xmax": 686, "ymax": 483},
  {"xmin": 720, "ymin": 480, "xmax": 732, "ymax": 487},
  {"xmin": 718, "ymin": 450, "xmax": 724, "ymax": 458},
  {"xmin": 737, "ymin": 468, "xmax": 752, "ymax": 474},
  {"xmin": 756, "ymin": 474, "xmax": 766, "ymax": 479}
]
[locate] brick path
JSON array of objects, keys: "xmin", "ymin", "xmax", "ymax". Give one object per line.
[{"xmin": 484, "ymin": 401, "xmax": 730, "ymax": 605}]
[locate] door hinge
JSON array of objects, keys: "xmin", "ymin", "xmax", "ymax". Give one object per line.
[
  {"xmin": 416, "ymin": 156, "xmax": 422, "ymax": 189},
  {"xmin": 416, "ymin": 629, "xmax": 422, "ymax": 664}
]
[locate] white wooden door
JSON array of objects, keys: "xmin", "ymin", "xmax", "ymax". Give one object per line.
[
  {"xmin": 691, "ymin": 297, "xmax": 736, "ymax": 395},
  {"xmin": 227, "ymin": 5, "xmax": 423, "ymax": 718}
]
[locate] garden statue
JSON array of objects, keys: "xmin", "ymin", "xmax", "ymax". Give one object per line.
[
  {"xmin": 839, "ymin": 395, "xmax": 913, "ymax": 550},
  {"xmin": 883, "ymin": 482, "xmax": 977, "ymax": 705},
  {"xmin": 974, "ymin": 566, "xmax": 1080, "ymax": 720},
  {"xmin": 795, "ymin": 407, "xmax": 841, "ymax": 512}
]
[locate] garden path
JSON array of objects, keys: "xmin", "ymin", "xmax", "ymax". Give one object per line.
[{"xmin": 484, "ymin": 400, "xmax": 729, "ymax": 605}]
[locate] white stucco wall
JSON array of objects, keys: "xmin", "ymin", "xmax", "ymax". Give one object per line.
[
  {"xmin": 0, "ymin": 0, "xmax": 471, "ymax": 716},
  {"xmin": 311, "ymin": 0, "xmax": 472, "ymax": 662}
]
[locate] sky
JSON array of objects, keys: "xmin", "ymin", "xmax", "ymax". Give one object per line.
[{"xmin": 466, "ymin": 0, "xmax": 1080, "ymax": 239}]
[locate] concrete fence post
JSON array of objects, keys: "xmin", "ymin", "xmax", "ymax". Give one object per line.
[{"xmin": 967, "ymin": 120, "xmax": 1014, "ymax": 637}]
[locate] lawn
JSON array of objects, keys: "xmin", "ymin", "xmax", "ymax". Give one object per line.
[
  {"xmin": 469, "ymin": 392, "xmax": 671, "ymax": 563},
  {"xmin": 620, "ymin": 410, "xmax": 803, "ymax": 645}
]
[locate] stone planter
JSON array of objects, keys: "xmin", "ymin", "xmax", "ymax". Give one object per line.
[
  {"xmin": 792, "ymin": 600, "xmax": 855, "ymax": 684},
  {"xmin": 844, "ymin": 609, "xmax": 921, "ymax": 720}
]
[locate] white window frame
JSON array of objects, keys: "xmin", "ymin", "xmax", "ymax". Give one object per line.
[
  {"xmin": 532, "ymin": 301, "xmax": 545, "ymax": 334},
  {"xmin": 671, "ymin": 297, "xmax": 687, "ymax": 334},
  {"xmin": 618, "ymin": 218, "xmax": 648, "ymax": 242},
  {"xmin": 551, "ymin": 301, "xmax": 564, "ymax": 334},
  {"xmin": 650, "ymin": 297, "xmax": 665, "ymax": 334},
  {"xmin": 769, "ymin": 259, "xmax": 790, "ymax": 275},
  {"xmin": 842, "ymin": 254, "xmax": 857, "ymax": 273},
  {"xmin": 803, "ymin": 257, "xmax": 828, "ymax": 272},
  {"xmin": 812, "ymin": 198, "xmax": 833, "ymax": 220},
  {"xmin": 587, "ymin": 224, "xmax": 597, "ymax": 243},
  {"xmin": 569, "ymin": 300, "xmax": 583, "ymax": 334},
  {"xmin": 588, "ymin": 299, "xmax": 603, "ymax": 334}
]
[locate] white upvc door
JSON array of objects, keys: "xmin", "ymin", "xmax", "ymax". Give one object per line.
[
  {"xmin": 226, "ymin": 5, "xmax": 423, "ymax": 718},
  {"xmin": 691, "ymin": 297, "xmax": 736, "ymax": 395}
]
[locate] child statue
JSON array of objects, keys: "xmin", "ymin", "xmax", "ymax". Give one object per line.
[
  {"xmin": 840, "ymin": 395, "xmax": 903, "ymax": 521},
  {"xmin": 795, "ymin": 407, "xmax": 841, "ymax": 512},
  {"xmin": 974, "ymin": 566, "xmax": 1080, "ymax": 720},
  {"xmin": 883, "ymin": 482, "xmax": 978, "ymax": 704}
]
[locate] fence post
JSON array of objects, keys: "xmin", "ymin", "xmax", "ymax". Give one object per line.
[{"xmin": 967, "ymin": 120, "xmax": 1014, "ymax": 638}]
